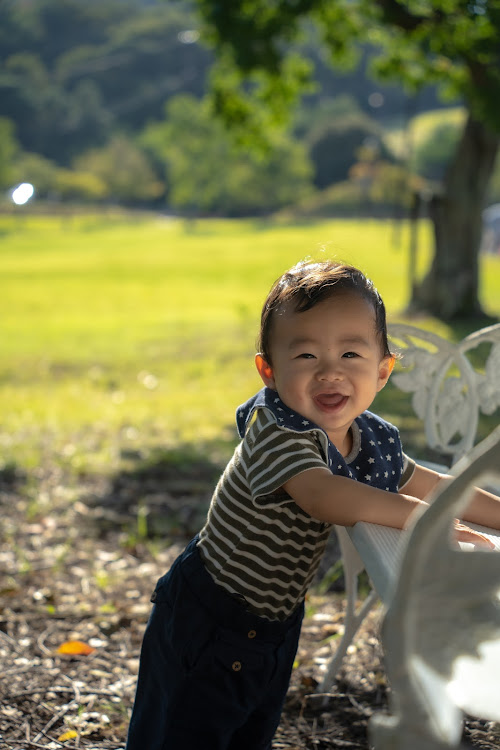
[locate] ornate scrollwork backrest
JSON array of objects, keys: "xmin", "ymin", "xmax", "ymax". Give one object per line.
[{"xmin": 389, "ymin": 323, "xmax": 500, "ymax": 464}]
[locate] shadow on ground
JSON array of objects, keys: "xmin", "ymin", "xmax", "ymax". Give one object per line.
[{"xmin": 81, "ymin": 443, "xmax": 224, "ymax": 544}]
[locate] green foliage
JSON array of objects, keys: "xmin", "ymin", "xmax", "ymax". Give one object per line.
[
  {"xmin": 281, "ymin": 181, "xmax": 366, "ymax": 218},
  {"xmin": 0, "ymin": 0, "xmax": 211, "ymax": 164},
  {"xmin": 74, "ymin": 135, "xmax": 164, "ymax": 204},
  {"xmin": 11, "ymin": 152, "xmax": 59, "ymax": 197},
  {"xmin": 209, "ymin": 50, "xmax": 315, "ymax": 151},
  {"xmin": 306, "ymin": 111, "xmax": 393, "ymax": 188},
  {"xmin": 1, "ymin": 49, "xmax": 110, "ymax": 164},
  {"xmin": 371, "ymin": 1, "xmax": 500, "ymax": 130},
  {"xmin": 10, "ymin": 151, "xmax": 116, "ymax": 202},
  {"xmin": 195, "ymin": 0, "xmax": 363, "ymax": 140},
  {"xmin": 0, "ymin": 0, "xmax": 130, "ymax": 63},
  {"xmin": 52, "ymin": 168, "xmax": 107, "ymax": 202},
  {"xmin": 142, "ymin": 94, "xmax": 313, "ymax": 214},
  {"xmin": 404, "ymin": 107, "xmax": 466, "ymax": 180},
  {"xmin": 0, "ymin": 0, "xmax": 473, "ymax": 216},
  {"xmin": 366, "ymin": 162, "xmax": 415, "ymax": 208},
  {"xmin": 192, "ymin": 0, "xmax": 500, "ymax": 135},
  {"xmin": 281, "ymin": 161, "xmax": 413, "ymax": 218},
  {"xmin": 293, "ymin": 94, "xmax": 363, "ymax": 139},
  {"xmin": 412, "ymin": 122, "xmax": 462, "ymax": 181},
  {"xmin": 0, "ymin": 117, "xmax": 19, "ymax": 189},
  {"xmin": 190, "ymin": 0, "xmax": 500, "ymax": 320}
]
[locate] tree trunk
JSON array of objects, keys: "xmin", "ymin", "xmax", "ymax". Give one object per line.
[{"xmin": 410, "ymin": 114, "xmax": 499, "ymax": 320}]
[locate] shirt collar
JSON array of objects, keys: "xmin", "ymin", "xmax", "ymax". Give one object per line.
[{"xmin": 236, "ymin": 387, "xmax": 323, "ymax": 438}]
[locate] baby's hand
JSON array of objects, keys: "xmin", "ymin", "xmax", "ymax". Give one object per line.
[{"xmin": 453, "ymin": 521, "xmax": 494, "ymax": 549}]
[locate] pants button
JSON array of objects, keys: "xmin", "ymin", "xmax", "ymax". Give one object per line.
[
  {"xmin": 232, "ymin": 661, "xmax": 242, "ymax": 672},
  {"xmin": 247, "ymin": 629, "xmax": 257, "ymax": 639}
]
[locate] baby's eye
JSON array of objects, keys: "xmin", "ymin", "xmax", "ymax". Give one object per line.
[
  {"xmin": 297, "ymin": 352, "xmax": 316, "ymax": 359},
  {"xmin": 342, "ymin": 351, "xmax": 359, "ymax": 359}
]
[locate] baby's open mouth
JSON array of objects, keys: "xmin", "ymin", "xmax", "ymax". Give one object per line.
[{"xmin": 314, "ymin": 393, "xmax": 348, "ymax": 411}]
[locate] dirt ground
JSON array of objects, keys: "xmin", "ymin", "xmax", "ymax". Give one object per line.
[{"xmin": 1, "ymin": 462, "xmax": 499, "ymax": 750}]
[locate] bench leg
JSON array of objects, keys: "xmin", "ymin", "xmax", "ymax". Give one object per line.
[
  {"xmin": 319, "ymin": 587, "xmax": 378, "ymax": 691},
  {"xmin": 318, "ymin": 526, "xmax": 379, "ymax": 692}
]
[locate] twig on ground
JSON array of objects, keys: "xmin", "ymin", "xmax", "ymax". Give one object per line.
[
  {"xmin": 0, "ymin": 629, "xmax": 23, "ymax": 653},
  {"xmin": 36, "ymin": 625, "xmax": 56, "ymax": 656},
  {"xmin": 32, "ymin": 699, "xmax": 79, "ymax": 744}
]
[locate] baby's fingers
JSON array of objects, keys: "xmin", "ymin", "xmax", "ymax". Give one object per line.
[{"xmin": 454, "ymin": 525, "xmax": 494, "ymax": 549}]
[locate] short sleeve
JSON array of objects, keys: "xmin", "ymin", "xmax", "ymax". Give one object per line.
[
  {"xmin": 245, "ymin": 410, "xmax": 327, "ymax": 506},
  {"xmin": 399, "ymin": 453, "xmax": 416, "ymax": 489}
]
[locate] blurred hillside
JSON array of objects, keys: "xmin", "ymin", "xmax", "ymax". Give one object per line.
[{"xmin": 2, "ymin": 0, "xmax": 499, "ymax": 216}]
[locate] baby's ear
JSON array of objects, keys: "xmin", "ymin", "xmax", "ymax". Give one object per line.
[
  {"xmin": 377, "ymin": 355, "xmax": 396, "ymax": 391},
  {"xmin": 255, "ymin": 354, "xmax": 275, "ymax": 388}
]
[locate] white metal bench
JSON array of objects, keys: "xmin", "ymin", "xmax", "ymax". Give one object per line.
[
  {"xmin": 370, "ymin": 425, "xmax": 500, "ymax": 749},
  {"xmin": 319, "ymin": 322, "xmax": 500, "ymax": 746}
]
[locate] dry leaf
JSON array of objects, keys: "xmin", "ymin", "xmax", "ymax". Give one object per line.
[
  {"xmin": 57, "ymin": 729, "xmax": 78, "ymax": 742},
  {"xmin": 56, "ymin": 640, "xmax": 95, "ymax": 656}
]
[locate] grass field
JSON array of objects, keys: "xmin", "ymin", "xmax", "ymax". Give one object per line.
[{"xmin": 2, "ymin": 212, "xmax": 500, "ymax": 474}]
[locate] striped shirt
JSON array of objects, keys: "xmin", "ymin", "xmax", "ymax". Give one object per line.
[{"xmin": 197, "ymin": 387, "xmax": 413, "ymax": 622}]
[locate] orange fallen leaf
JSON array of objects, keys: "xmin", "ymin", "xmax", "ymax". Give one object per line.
[{"xmin": 56, "ymin": 640, "xmax": 95, "ymax": 656}]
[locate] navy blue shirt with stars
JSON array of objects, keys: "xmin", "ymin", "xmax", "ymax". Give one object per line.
[{"xmin": 237, "ymin": 387, "xmax": 405, "ymax": 493}]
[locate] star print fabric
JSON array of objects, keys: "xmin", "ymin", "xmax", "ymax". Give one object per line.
[{"xmin": 237, "ymin": 387, "xmax": 404, "ymax": 493}]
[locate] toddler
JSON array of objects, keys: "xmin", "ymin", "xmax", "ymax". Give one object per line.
[{"xmin": 125, "ymin": 260, "xmax": 499, "ymax": 750}]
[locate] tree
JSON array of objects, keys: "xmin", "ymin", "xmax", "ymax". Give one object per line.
[
  {"xmin": 0, "ymin": 0, "xmax": 211, "ymax": 164},
  {"xmin": 191, "ymin": 0, "xmax": 500, "ymax": 320},
  {"xmin": 306, "ymin": 111, "xmax": 393, "ymax": 188},
  {"xmin": 74, "ymin": 135, "xmax": 164, "ymax": 204},
  {"xmin": 11, "ymin": 152, "xmax": 59, "ymax": 198},
  {"xmin": 141, "ymin": 94, "xmax": 313, "ymax": 215}
]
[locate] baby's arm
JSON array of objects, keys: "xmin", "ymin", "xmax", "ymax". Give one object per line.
[
  {"xmin": 403, "ymin": 462, "xmax": 500, "ymax": 531},
  {"xmin": 283, "ymin": 468, "xmax": 427, "ymax": 528},
  {"xmin": 284, "ymin": 466, "xmax": 495, "ymax": 547}
]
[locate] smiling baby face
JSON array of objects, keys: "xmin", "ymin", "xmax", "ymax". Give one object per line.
[{"xmin": 255, "ymin": 291, "xmax": 393, "ymax": 455}]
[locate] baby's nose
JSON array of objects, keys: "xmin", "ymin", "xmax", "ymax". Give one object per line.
[{"xmin": 318, "ymin": 360, "xmax": 343, "ymax": 380}]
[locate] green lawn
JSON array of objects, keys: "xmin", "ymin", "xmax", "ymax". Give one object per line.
[{"xmin": 2, "ymin": 212, "xmax": 499, "ymax": 473}]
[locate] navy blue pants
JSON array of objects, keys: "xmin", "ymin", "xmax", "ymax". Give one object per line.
[{"xmin": 125, "ymin": 538, "xmax": 304, "ymax": 750}]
